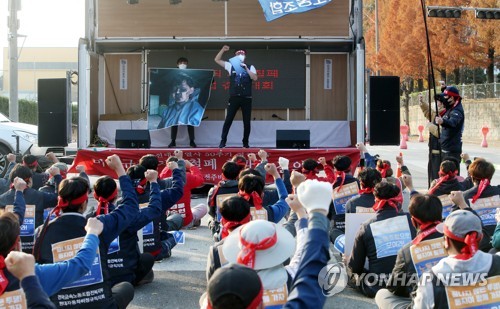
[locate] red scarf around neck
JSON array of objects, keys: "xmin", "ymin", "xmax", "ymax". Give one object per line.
[{"xmin": 471, "ymin": 179, "xmax": 489, "ymax": 204}]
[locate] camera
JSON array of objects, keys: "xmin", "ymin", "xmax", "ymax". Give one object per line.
[{"xmin": 434, "ymin": 93, "xmax": 445, "ymax": 103}]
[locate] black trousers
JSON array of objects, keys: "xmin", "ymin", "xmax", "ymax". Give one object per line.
[
  {"xmin": 112, "ymin": 281, "xmax": 134, "ymax": 309},
  {"xmin": 221, "ymin": 96, "xmax": 252, "ymax": 144},
  {"xmin": 133, "ymin": 253, "xmax": 155, "ymax": 285},
  {"xmin": 428, "ymin": 153, "xmax": 442, "ymax": 183},
  {"xmin": 171, "ymin": 125, "xmax": 195, "ymax": 141}
]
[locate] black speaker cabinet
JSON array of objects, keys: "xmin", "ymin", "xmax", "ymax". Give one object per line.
[
  {"xmin": 276, "ymin": 130, "xmax": 310, "ymax": 149},
  {"xmin": 38, "ymin": 78, "xmax": 68, "ymax": 147},
  {"xmin": 115, "ymin": 130, "xmax": 151, "ymax": 148},
  {"xmin": 369, "ymin": 76, "xmax": 400, "ymax": 145}
]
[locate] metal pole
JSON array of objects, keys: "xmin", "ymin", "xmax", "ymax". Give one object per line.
[
  {"xmin": 375, "ymin": 0, "xmax": 379, "ymax": 75},
  {"xmin": 355, "ymin": 0, "xmax": 365, "ymax": 143},
  {"xmin": 357, "ymin": 44, "xmax": 365, "ymax": 144},
  {"xmin": 8, "ymin": 0, "xmax": 19, "ymax": 121}
]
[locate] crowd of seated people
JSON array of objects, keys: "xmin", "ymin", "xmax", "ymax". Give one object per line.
[{"xmin": 0, "ymin": 144, "xmax": 498, "ymax": 309}]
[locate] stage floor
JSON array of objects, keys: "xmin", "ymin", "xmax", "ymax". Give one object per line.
[
  {"xmin": 98, "ymin": 120, "xmax": 351, "ymax": 148},
  {"xmin": 70, "ymin": 147, "xmax": 360, "ymax": 184}
]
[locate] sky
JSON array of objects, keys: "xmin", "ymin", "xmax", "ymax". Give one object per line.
[{"xmin": 0, "ymin": 0, "xmax": 85, "ymax": 70}]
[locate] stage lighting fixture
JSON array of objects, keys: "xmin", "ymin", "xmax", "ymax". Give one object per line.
[
  {"xmin": 475, "ymin": 8, "xmax": 500, "ymax": 19},
  {"xmin": 427, "ymin": 6, "xmax": 462, "ymax": 18}
]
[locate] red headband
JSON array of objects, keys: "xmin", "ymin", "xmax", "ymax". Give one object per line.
[
  {"xmin": 335, "ymin": 171, "xmax": 346, "ymax": 192},
  {"xmin": 52, "ymin": 192, "xmax": 88, "ymax": 217},
  {"xmin": 471, "ymin": 179, "xmax": 489, "ymax": 204},
  {"xmin": 23, "ymin": 161, "xmax": 38, "ymax": 168},
  {"xmin": 428, "ymin": 171, "xmax": 456, "ymax": 195},
  {"xmin": 0, "ymin": 255, "xmax": 8, "ymax": 294},
  {"xmin": 237, "ymin": 227, "xmax": 277, "ymax": 269},
  {"xmin": 443, "ymin": 225, "xmax": 481, "ymax": 260},
  {"xmin": 358, "ymin": 187, "xmax": 374, "ymax": 195},
  {"xmin": 234, "ymin": 159, "xmax": 247, "ymax": 169},
  {"xmin": 235, "ymin": 50, "xmax": 246, "ymax": 55},
  {"xmin": 220, "ymin": 213, "xmax": 252, "ymax": 239},
  {"xmin": 60, "ymin": 169, "xmax": 68, "ymax": 179},
  {"xmin": 411, "ymin": 217, "xmax": 441, "ymax": 245},
  {"xmin": 135, "ymin": 178, "xmax": 148, "ymax": 195},
  {"xmin": 93, "ymin": 188, "xmax": 118, "ymax": 215},
  {"xmin": 373, "ymin": 195, "xmax": 402, "ymax": 212},
  {"xmin": 377, "ymin": 163, "xmax": 390, "ymax": 178},
  {"xmin": 238, "ymin": 190, "xmax": 263, "ymax": 210}
]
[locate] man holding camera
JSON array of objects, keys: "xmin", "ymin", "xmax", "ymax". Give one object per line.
[
  {"xmin": 419, "ymin": 92, "xmax": 446, "ymax": 181},
  {"xmin": 434, "ymin": 86, "xmax": 465, "ymax": 174}
]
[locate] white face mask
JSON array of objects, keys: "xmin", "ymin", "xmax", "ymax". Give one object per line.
[
  {"xmin": 237, "ymin": 55, "xmax": 245, "ymax": 62},
  {"xmin": 178, "ymin": 64, "xmax": 187, "ymax": 70}
]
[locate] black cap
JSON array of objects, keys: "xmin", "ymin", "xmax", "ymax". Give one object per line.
[{"xmin": 207, "ymin": 263, "xmax": 263, "ymax": 309}]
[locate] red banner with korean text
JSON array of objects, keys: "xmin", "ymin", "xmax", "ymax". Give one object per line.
[{"xmin": 69, "ymin": 148, "xmax": 360, "ymax": 185}]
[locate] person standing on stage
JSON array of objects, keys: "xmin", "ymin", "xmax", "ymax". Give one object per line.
[
  {"xmin": 168, "ymin": 57, "xmax": 197, "ymax": 148},
  {"xmin": 434, "ymin": 86, "xmax": 465, "ymax": 174},
  {"xmin": 214, "ymin": 45, "xmax": 258, "ymax": 148}
]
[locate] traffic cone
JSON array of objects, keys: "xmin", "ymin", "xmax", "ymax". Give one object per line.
[
  {"xmin": 400, "ymin": 125, "xmax": 408, "ymax": 149},
  {"xmin": 396, "ymin": 152, "xmax": 403, "ymax": 178},
  {"xmin": 481, "ymin": 126, "xmax": 489, "ymax": 148},
  {"xmin": 418, "ymin": 125, "xmax": 424, "ymax": 142}
]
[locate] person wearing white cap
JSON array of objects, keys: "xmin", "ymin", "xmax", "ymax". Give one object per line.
[
  {"xmin": 414, "ymin": 209, "xmax": 500, "ymax": 308},
  {"xmin": 201, "ymin": 179, "xmax": 333, "ymax": 309}
]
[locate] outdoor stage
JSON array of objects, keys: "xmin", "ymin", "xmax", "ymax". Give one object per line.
[
  {"xmin": 97, "ymin": 120, "xmax": 352, "ymax": 148},
  {"xmin": 69, "ymin": 147, "xmax": 360, "ymax": 184}
]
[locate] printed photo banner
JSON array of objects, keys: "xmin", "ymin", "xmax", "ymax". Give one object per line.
[
  {"xmin": 108, "ymin": 237, "xmax": 120, "ymax": 255},
  {"xmin": 149, "ymin": 68, "xmax": 214, "ymax": 129},
  {"xmin": 216, "ymin": 193, "xmax": 238, "ymax": 221},
  {"xmin": 69, "ymin": 148, "xmax": 360, "ymax": 185},
  {"xmin": 445, "ymin": 275, "xmax": 500, "ymax": 309},
  {"xmin": 355, "ymin": 206, "xmax": 375, "ymax": 214},
  {"xmin": 169, "ymin": 231, "xmax": 185, "ymax": 245},
  {"xmin": 344, "ymin": 213, "xmax": 376, "ymax": 257},
  {"xmin": 410, "ymin": 237, "xmax": 447, "ymax": 278},
  {"xmin": 140, "ymin": 203, "xmax": 154, "ymax": 236},
  {"xmin": 438, "ymin": 194, "xmax": 453, "ymax": 219},
  {"xmin": 5, "ymin": 204, "xmax": 36, "ymax": 253},
  {"xmin": 0, "ymin": 289, "xmax": 27, "ymax": 309},
  {"xmin": 250, "ymin": 206, "xmax": 269, "ymax": 221},
  {"xmin": 332, "ymin": 182, "xmax": 360, "ymax": 215},
  {"xmin": 263, "ymin": 284, "xmax": 288, "ymax": 308},
  {"xmin": 469, "ymin": 195, "xmax": 500, "ymax": 226},
  {"xmin": 52, "ymin": 237, "xmax": 103, "ymax": 289},
  {"xmin": 371, "ymin": 216, "xmax": 412, "ymax": 259},
  {"xmin": 258, "ymin": 0, "xmax": 332, "ymax": 22},
  {"xmin": 5, "ymin": 205, "xmax": 35, "ymax": 237}
]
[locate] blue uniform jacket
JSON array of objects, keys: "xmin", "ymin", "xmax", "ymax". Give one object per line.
[{"xmin": 285, "ymin": 213, "xmax": 330, "ymax": 309}]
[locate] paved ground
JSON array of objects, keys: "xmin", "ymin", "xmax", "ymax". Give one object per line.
[{"xmin": 80, "ymin": 141, "xmax": 499, "ymax": 309}]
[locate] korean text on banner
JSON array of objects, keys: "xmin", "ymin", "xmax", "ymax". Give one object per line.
[
  {"xmin": 258, "ymin": 0, "xmax": 332, "ymax": 22},
  {"xmin": 52, "ymin": 237, "xmax": 103, "ymax": 289}
]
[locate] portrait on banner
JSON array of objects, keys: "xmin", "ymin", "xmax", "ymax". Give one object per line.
[{"xmin": 148, "ymin": 68, "xmax": 214, "ymax": 129}]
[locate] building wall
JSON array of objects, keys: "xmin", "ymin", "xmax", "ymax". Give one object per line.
[
  {"xmin": 97, "ymin": 0, "xmax": 349, "ymax": 38},
  {"xmin": 2, "ymin": 47, "xmax": 77, "ymax": 98}
]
